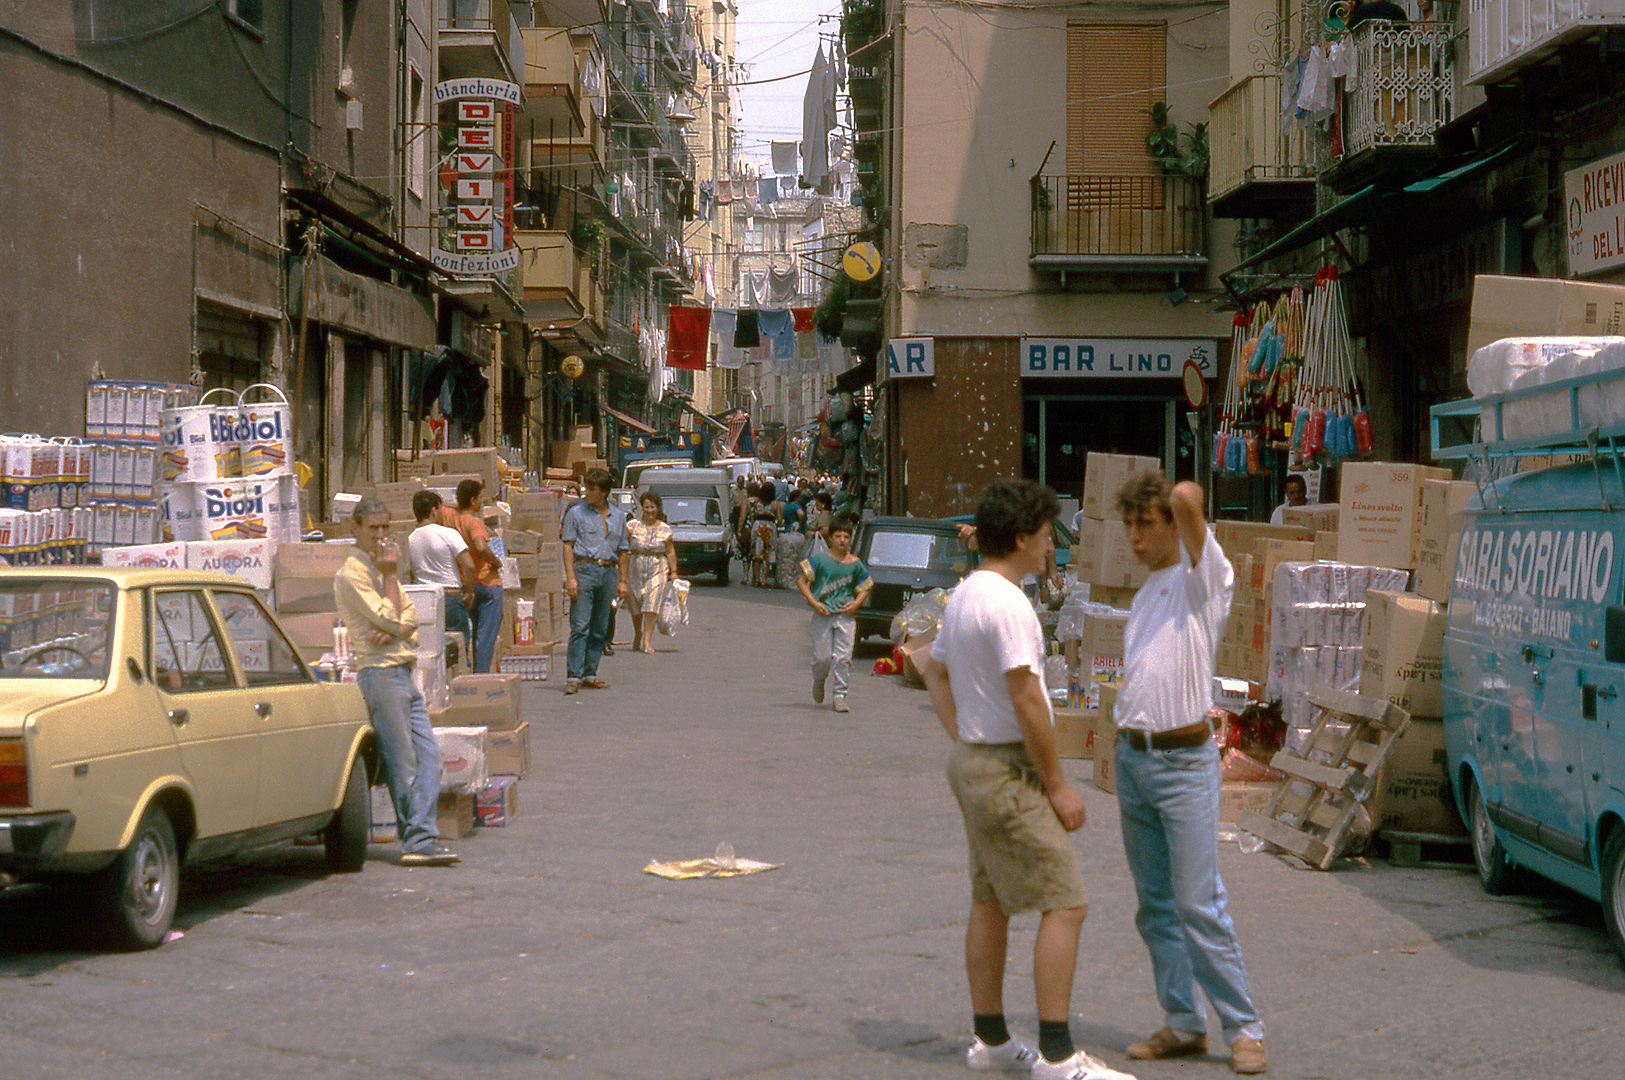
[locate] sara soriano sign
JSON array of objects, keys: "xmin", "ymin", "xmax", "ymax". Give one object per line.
[
  {"xmin": 1566, "ymin": 149, "xmax": 1625, "ymax": 276},
  {"xmin": 433, "ymin": 79, "xmax": 521, "ymax": 276},
  {"xmin": 1021, "ymin": 338, "xmax": 1216, "ymax": 379}
]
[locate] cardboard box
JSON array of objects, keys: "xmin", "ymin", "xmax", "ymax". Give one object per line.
[
  {"xmin": 277, "ymin": 612, "xmax": 340, "ymax": 660},
  {"xmin": 1337, "ymin": 462, "xmax": 1451, "ymax": 570},
  {"xmin": 899, "ymin": 627, "xmax": 937, "ymax": 688},
  {"xmin": 273, "ymin": 541, "xmax": 352, "ymax": 613},
  {"xmin": 551, "ymin": 441, "xmax": 592, "ymax": 469},
  {"xmin": 1368, "ymin": 717, "xmax": 1466, "ymax": 836},
  {"xmin": 373, "ymin": 480, "xmax": 424, "ymax": 522},
  {"xmin": 1414, "ymin": 479, "xmax": 1475, "ymax": 603},
  {"xmin": 433, "ymin": 448, "xmax": 503, "ymax": 490},
  {"xmin": 1281, "ymin": 503, "xmax": 1340, "ymax": 532},
  {"xmin": 1088, "ymin": 583, "xmax": 1138, "ymax": 609},
  {"xmin": 1466, "ymin": 273, "xmax": 1625, "ymax": 359},
  {"xmin": 1081, "ymin": 452, "xmax": 1160, "ymax": 521},
  {"xmin": 475, "ymin": 776, "xmax": 519, "ymax": 827},
  {"xmin": 1314, "ymin": 531, "xmax": 1339, "ymax": 561},
  {"xmin": 1262, "ymin": 538, "xmax": 1316, "ymax": 580},
  {"xmin": 394, "ymin": 450, "xmax": 433, "ymax": 482},
  {"xmin": 1219, "ymin": 782, "xmax": 1278, "ymax": 823},
  {"xmin": 487, "ymin": 721, "xmax": 531, "ymax": 778},
  {"xmin": 1214, "ymin": 521, "xmax": 1314, "ymax": 566},
  {"xmin": 1074, "ymin": 515, "xmax": 1147, "ymax": 589},
  {"xmin": 504, "ymin": 528, "xmax": 543, "ymax": 556},
  {"xmin": 1360, "ymin": 589, "xmax": 1446, "ymax": 717},
  {"xmin": 1053, "ymin": 706, "xmax": 1096, "ymax": 760},
  {"xmin": 508, "ymin": 490, "xmax": 561, "ymax": 532},
  {"xmin": 446, "ymin": 673, "xmax": 522, "ymax": 731},
  {"xmin": 99, "ymin": 541, "xmax": 187, "ymax": 569},
  {"xmin": 1082, "ymin": 609, "xmax": 1128, "ymax": 659},
  {"xmin": 436, "ymin": 791, "xmax": 476, "ymax": 840},
  {"xmin": 535, "ymin": 542, "xmax": 565, "ymax": 591},
  {"xmin": 434, "ymin": 726, "xmax": 488, "ymax": 793},
  {"xmin": 1093, "ymin": 685, "xmax": 1118, "ymax": 793}
]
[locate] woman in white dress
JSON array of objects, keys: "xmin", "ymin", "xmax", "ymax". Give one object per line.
[{"xmin": 626, "ymin": 491, "xmax": 680, "ymax": 653}]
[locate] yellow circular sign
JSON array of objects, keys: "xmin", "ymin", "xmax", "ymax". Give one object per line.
[
  {"xmin": 843, "ymin": 241, "xmax": 881, "ymax": 282},
  {"xmin": 560, "ymin": 355, "xmax": 585, "ymax": 378}
]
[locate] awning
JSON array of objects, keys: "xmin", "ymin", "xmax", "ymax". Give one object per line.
[
  {"xmin": 1222, "ymin": 139, "xmax": 1530, "ymax": 283},
  {"xmin": 677, "ymin": 399, "xmax": 728, "ymax": 431},
  {"xmin": 603, "ymin": 404, "xmax": 655, "ymax": 433}
]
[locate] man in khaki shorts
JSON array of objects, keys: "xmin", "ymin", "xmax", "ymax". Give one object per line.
[{"xmin": 921, "ymin": 479, "xmax": 1135, "ymax": 1080}]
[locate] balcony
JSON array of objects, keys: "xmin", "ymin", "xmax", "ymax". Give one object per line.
[
  {"xmin": 1029, "ymin": 174, "xmax": 1206, "ymax": 275},
  {"xmin": 440, "ymin": 0, "xmax": 524, "ymax": 84},
  {"xmin": 1207, "ymin": 74, "xmax": 1316, "ymax": 219},
  {"xmin": 1467, "ymin": 0, "xmax": 1625, "ymax": 84},
  {"xmin": 521, "ymin": 28, "xmax": 583, "ymax": 133},
  {"xmin": 1319, "ymin": 22, "xmax": 1455, "ymax": 192},
  {"xmin": 516, "ymin": 230, "xmax": 604, "ymax": 337}
]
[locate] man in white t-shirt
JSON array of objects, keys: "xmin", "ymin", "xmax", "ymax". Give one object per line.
[
  {"xmin": 921, "ymin": 479, "xmax": 1134, "ymax": 1080},
  {"xmin": 1267, "ymin": 474, "xmax": 1308, "ymax": 526},
  {"xmin": 407, "ymin": 490, "xmax": 476, "ymax": 660},
  {"xmin": 1113, "ymin": 472, "xmax": 1266, "ymax": 1075}
]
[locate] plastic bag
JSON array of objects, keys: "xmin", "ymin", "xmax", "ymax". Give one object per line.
[
  {"xmin": 889, "ymin": 587, "xmax": 952, "ymax": 643},
  {"xmin": 657, "ymin": 578, "xmax": 690, "ymax": 635}
]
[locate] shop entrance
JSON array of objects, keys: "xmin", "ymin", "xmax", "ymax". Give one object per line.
[{"xmin": 1023, "ymin": 394, "xmax": 1178, "ymax": 501}]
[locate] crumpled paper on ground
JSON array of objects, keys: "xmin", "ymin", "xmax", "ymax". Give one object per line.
[{"xmin": 643, "ymin": 844, "xmax": 780, "ymax": 879}]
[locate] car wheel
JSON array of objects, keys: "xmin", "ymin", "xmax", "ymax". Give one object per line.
[
  {"xmin": 96, "ymin": 805, "xmax": 179, "ymax": 950},
  {"xmin": 1602, "ymin": 830, "xmax": 1625, "ymax": 965},
  {"xmin": 716, "ymin": 561, "xmax": 730, "ymax": 586},
  {"xmin": 324, "ymin": 756, "xmax": 369, "ymax": 874},
  {"xmin": 1468, "ymin": 776, "xmax": 1515, "ymax": 895}
]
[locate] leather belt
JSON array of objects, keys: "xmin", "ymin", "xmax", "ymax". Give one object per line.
[
  {"xmin": 1118, "ymin": 721, "xmax": 1213, "ymax": 752},
  {"xmin": 587, "ymin": 558, "xmax": 616, "ymax": 566}
]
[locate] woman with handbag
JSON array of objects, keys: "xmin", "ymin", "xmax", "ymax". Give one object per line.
[{"xmin": 626, "ymin": 491, "xmax": 680, "ymax": 653}]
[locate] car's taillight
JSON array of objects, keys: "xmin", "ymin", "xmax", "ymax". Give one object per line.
[{"xmin": 0, "ymin": 741, "xmax": 27, "ymax": 807}]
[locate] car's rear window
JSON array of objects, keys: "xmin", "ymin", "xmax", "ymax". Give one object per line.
[
  {"xmin": 0, "ymin": 579, "xmax": 115, "ymax": 679},
  {"xmin": 866, "ymin": 529, "xmax": 972, "ymax": 572},
  {"xmin": 665, "ymin": 498, "xmax": 721, "ymax": 526}
]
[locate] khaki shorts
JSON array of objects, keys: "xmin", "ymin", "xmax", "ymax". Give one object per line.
[{"xmin": 947, "ymin": 741, "xmax": 1087, "ymax": 916}]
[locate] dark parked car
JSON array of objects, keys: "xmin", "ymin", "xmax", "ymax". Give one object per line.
[{"xmin": 852, "ymin": 517, "xmax": 978, "ymax": 640}]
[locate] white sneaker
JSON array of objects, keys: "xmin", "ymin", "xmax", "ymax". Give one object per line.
[
  {"xmin": 967, "ymin": 1036, "xmax": 1038, "ymax": 1072},
  {"xmin": 832, "ymin": 694, "xmax": 849, "ymax": 713},
  {"xmin": 1031, "ymin": 1049, "xmax": 1138, "ymax": 1080}
]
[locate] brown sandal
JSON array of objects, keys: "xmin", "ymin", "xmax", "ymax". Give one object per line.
[{"xmin": 581, "ymin": 677, "xmax": 610, "ymax": 689}]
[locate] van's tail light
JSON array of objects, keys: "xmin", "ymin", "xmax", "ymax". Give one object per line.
[{"xmin": 0, "ymin": 741, "xmax": 27, "ymax": 807}]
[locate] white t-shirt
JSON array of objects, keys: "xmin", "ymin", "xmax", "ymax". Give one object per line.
[
  {"xmin": 931, "ymin": 569, "xmax": 1050, "ymax": 744},
  {"xmin": 1269, "ymin": 502, "xmax": 1288, "ymax": 526},
  {"xmin": 408, "ymin": 523, "xmax": 469, "ymax": 588},
  {"xmin": 1115, "ymin": 528, "xmax": 1232, "ymax": 733}
]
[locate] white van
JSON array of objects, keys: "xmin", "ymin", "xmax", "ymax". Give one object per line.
[{"xmin": 639, "ymin": 468, "xmax": 733, "ymax": 584}]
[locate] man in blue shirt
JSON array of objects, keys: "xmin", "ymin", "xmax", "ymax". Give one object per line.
[{"xmin": 561, "ymin": 468, "xmax": 630, "ymax": 695}]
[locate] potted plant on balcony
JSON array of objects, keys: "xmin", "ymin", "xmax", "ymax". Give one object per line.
[
  {"xmin": 1146, "ymin": 101, "xmax": 1208, "ymax": 181},
  {"xmin": 572, "ymin": 216, "xmax": 606, "ymax": 274}
]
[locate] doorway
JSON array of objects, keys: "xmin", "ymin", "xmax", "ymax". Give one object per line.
[{"xmin": 1023, "ymin": 394, "xmax": 1177, "ymax": 499}]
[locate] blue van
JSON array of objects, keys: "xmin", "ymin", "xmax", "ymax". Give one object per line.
[{"xmin": 1433, "ymin": 388, "xmax": 1625, "ymax": 961}]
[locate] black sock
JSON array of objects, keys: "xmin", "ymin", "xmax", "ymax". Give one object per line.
[
  {"xmin": 1038, "ymin": 1020, "xmax": 1074, "ymax": 1063},
  {"xmin": 973, "ymin": 1013, "xmax": 1010, "ymax": 1046}
]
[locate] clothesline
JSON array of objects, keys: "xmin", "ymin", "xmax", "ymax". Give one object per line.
[{"xmin": 663, "ymin": 303, "xmax": 852, "ymax": 378}]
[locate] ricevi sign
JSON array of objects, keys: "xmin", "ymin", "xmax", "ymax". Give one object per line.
[
  {"xmin": 1567, "ymin": 149, "xmax": 1625, "ymax": 276},
  {"xmin": 1021, "ymin": 338, "xmax": 1216, "ymax": 379}
]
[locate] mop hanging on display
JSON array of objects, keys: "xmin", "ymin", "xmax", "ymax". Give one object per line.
[
  {"xmin": 1213, "ymin": 284, "xmax": 1309, "ymax": 479},
  {"xmin": 1291, "ymin": 264, "xmax": 1366, "ymax": 470}
]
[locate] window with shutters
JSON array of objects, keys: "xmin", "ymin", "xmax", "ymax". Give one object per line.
[{"xmin": 1065, "ymin": 22, "xmax": 1166, "ymax": 210}]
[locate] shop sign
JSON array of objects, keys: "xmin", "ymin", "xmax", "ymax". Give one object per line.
[
  {"xmin": 432, "ymin": 81, "xmax": 520, "ymax": 277},
  {"xmin": 1566, "ymin": 149, "xmax": 1625, "ymax": 276},
  {"xmin": 1021, "ymin": 338, "xmax": 1216, "ymax": 379},
  {"xmin": 294, "ymin": 255, "xmax": 436, "ymax": 351},
  {"xmin": 886, "ymin": 337, "xmax": 934, "ymax": 379}
]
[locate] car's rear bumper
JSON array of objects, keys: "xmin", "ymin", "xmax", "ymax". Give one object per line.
[{"xmin": 0, "ymin": 811, "xmax": 76, "ymax": 871}]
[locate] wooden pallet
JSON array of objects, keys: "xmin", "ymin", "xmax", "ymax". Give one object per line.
[{"xmin": 1237, "ymin": 686, "xmax": 1411, "ymax": 869}]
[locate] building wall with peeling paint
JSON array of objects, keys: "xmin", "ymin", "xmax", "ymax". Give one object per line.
[{"xmin": 895, "ymin": 339, "xmax": 1023, "ymax": 517}]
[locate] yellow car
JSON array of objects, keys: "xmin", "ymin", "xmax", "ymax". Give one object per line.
[{"xmin": 0, "ymin": 567, "xmax": 376, "ymax": 950}]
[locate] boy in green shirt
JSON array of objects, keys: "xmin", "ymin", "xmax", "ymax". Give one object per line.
[{"xmin": 797, "ymin": 513, "xmax": 872, "ymax": 713}]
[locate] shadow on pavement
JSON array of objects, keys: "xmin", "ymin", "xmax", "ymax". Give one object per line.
[{"xmin": 0, "ymin": 842, "xmax": 353, "ymax": 966}]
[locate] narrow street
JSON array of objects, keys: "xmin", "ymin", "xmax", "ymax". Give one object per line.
[{"xmin": 2, "ymin": 579, "xmax": 1624, "ymax": 1080}]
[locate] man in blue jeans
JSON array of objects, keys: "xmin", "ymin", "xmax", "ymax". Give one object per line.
[
  {"xmin": 561, "ymin": 468, "xmax": 629, "ymax": 695},
  {"xmin": 334, "ymin": 497, "xmax": 458, "ymax": 867},
  {"xmin": 1113, "ymin": 472, "xmax": 1264, "ymax": 1074}
]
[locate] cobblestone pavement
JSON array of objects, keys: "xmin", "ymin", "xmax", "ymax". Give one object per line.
[{"xmin": 2, "ymin": 578, "xmax": 1624, "ymax": 1079}]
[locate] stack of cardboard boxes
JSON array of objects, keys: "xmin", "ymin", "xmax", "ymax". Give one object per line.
[
  {"xmin": 432, "ymin": 672, "xmax": 532, "ymax": 836},
  {"xmin": 500, "ymin": 489, "xmax": 566, "ymax": 680},
  {"xmin": 1071, "ymin": 452, "xmax": 1156, "ymax": 598},
  {"xmin": 550, "ymin": 426, "xmax": 608, "ymax": 482}
]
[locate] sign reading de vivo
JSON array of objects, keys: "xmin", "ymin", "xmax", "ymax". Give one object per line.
[
  {"xmin": 433, "ymin": 79, "xmax": 520, "ymax": 277},
  {"xmin": 1021, "ymin": 338, "xmax": 1215, "ymax": 379},
  {"xmin": 886, "ymin": 338, "xmax": 934, "ymax": 379},
  {"xmin": 1567, "ymin": 150, "xmax": 1625, "ymax": 276}
]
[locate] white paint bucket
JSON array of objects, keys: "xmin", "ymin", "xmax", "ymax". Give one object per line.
[
  {"xmin": 159, "ymin": 388, "xmax": 240, "ymax": 483},
  {"xmin": 161, "ymin": 482, "xmax": 208, "ymax": 542},
  {"xmin": 236, "ymin": 383, "xmax": 294, "ymax": 477},
  {"xmin": 196, "ymin": 475, "xmax": 301, "ymax": 542}
]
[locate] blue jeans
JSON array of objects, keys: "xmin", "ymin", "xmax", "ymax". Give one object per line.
[
  {"xmin": 445, "ymin": 593, "xmax": 472, "ymax": 663},
  {"xmin": 356, "ymin": 663, "xmax": 442, "ymax": 855},
  {"xmin": 470, "ymin": 583, "xmax": 503, "ymax": 673},
  {"xmin": 567, "ymin": 561, "xmax": 617, "ymax": 680},
  {"xmin": 1116, "ymin": 738, "xmax": 1264, "ymax": 1045}
]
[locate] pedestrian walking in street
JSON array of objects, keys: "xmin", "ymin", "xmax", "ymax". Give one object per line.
[
  {"xmin": 750, "ymin": 482, "xmax": 779, "ymax": 588},
  {"xmin": 626, "ymin": 490, "xmax": 679, "ymax": 654},
  {"xmin": 406, "ymin": 490, "xmax": 476, "ymax": 664},
  {"xmin": 334, "ymin": 498, "xmax": 458, "ymax": 867},
  {"xmin": 796, "ymin": 512, "xmax": 870, "ymax": 714},
  {"xmin": 1113, "ymin": 471, "xmax": 1266, "ymax": 1075},
  {"xmin": 918, "ymin": 479, "xmax": 1132, "ymax": 1080},
  {"xmin": 562, "ymin": 467, "xmax": 629, "ymax": 695},
  {"xmin": 445, "ymin": 479, "xmax": 504, "ymax": 673}
]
